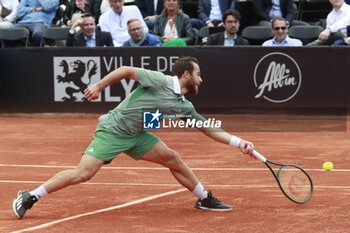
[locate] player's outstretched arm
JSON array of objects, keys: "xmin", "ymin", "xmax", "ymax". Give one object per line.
[
  {"xmin": 84, "ymin": 66, "xmax": 138, "ymax": 101},
  {"xmin": 199, "ymin": 127, "xmax": 254, "ymax": 156}
]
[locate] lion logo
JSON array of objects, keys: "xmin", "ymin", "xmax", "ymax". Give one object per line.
[{"xmin": 53, "ymin": 57, "xmax": 101, "ymax": 102}]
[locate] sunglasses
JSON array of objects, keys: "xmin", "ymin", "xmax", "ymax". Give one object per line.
[{"xmin": 273, "ymin": 26, "xmax": 287, "ymax": 31}]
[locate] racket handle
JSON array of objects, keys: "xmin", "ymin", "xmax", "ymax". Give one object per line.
[{"xmin": 252, "ymin": 150, "xmax": 267, "ymax": 163}]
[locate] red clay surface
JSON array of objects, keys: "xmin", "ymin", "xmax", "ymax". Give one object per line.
[{"xmin": 1, "ymin": 114, "xmax": 350, "ymax": 233}]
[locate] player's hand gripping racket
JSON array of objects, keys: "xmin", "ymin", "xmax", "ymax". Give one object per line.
[{"xmin": 252, "ymin": 149, "xmax": 313, "ymax": 204}]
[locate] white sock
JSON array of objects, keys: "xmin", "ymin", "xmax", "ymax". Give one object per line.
[
  {"xmin": 192, "ymin": 183, "xmax": 208, "ymax": 200},
  {"xmin": 29, "ymin": 186, "xmax": 48, "ymax": 200}
]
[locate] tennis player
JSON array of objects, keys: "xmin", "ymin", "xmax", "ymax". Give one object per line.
[{"xmin": 13, "ymin": 56, "xmax": 254, "ymax": 219}]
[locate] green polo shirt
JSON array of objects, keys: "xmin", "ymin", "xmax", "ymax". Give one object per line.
[{"xmin": 99, "ymin": 68, "xmax": 205, "ymax": 135}]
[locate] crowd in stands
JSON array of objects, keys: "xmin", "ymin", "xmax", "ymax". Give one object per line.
[{"xmin": 1, "ymin": 0, "xmax": 350, "ymax": 47}]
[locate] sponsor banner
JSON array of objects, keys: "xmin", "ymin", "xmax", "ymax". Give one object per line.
[
  {"xmin": 53, "ymin": 57, "xmax": 101, "ymax": 102},
  {"xmin": 254, "ymin": 52, "xmax": 302, "ymax": 103},
  {"xmin": 1, "ymin": 47, "xmax": 349, "ymax": 116}
]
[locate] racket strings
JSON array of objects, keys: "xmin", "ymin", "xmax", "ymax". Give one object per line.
[{"xmin": 278, "ymin": 166, "xmax": 312, "ymax": 203}]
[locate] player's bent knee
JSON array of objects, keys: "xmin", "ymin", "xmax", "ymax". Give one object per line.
[
  {"xmin": 73, "ymin": 169, "xmax": 94, "ymax": 183},
  {"xmin": 163, "ymin": 149, "xmax": 183, "ymax": 168}
]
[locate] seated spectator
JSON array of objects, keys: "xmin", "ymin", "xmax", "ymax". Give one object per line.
[
  {"xmin": 14, "ymin": 0, "xmax": 59, "ymax": 46},
  {"xmin": 67, "ymin": 13, "xmax": 113, "ymax": 47},
  {"xmin": 206, "ymin": 9, "xmax": 248, "ymax": 46},
  {"xmin": 252, "ymin": 0, "xmax": 296, "ymax": 26},
  {"xmin": 65, "ymin": 0, "xmax": 102, "ymax": 27},
  {"xmin": 123, "ymin": 18, "xmax": 162, "ymax": 46},
  {"xmin": 308, "ymin": 0, "xmax": 350, "ymax": 46},
  {"xmin": 100, "ymin": 0, "xmax": 111, "ymax": 14},
  {"xmin": 135, "ymin": 0, "xmax": 164, "ymax": 33},
  {"xmin": 153, "ymin": 0, "xmax": 194, "ymax": 45},
  {"xmin": 0, "ymin": 0, "xmax": 19, "ymax": 28},
  {"xmin": 99, "ymin": 0, "xmax": 148, "ymax": 46},
  {"xmin": 262, "ymin": 17, "xmax": 302, "ymax": 46},
  {"xmin": 191, "ymin": 0, "xmax": 237, "ymax": 30}
]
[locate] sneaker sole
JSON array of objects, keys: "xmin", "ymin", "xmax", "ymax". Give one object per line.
[
  {"xmin": 195, "ymin": 205, "xmax": 232, "ymax": 212},
  {"xmin": 13, "ymin": 190, "xmax": 26, "ymax": 219},
  {"xmin": 12, "ymin": 198, "xmax": 22, "ymax": 219}
]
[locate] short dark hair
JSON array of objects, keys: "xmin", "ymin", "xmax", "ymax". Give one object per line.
[
  {"xmin": 171, "ymin": 57, "xmax": 198, "ymax": 77},
  {"xmin": 271, "ymin": 17, "xmax": 289, "ymax": 28},
  {"xmin": 81, "ymin": 13, "xmax": 93, "ymax": 18},
  {"xmin": 222, "ymin": 9, "xmax": 241, "ymax": 22}
]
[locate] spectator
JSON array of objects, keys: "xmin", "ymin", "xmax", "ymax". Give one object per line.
[
  {"xmin": 308, "ymin": 0, "xmax": 350, "ymax": 46},
  {"xmin": 67, "ymin": 13, "xmax": 113, "ymax": 47},
  {"xmin": 100, "ymin": 0, "xmax": 111, "ymax": 14},
  {"xmin": 135, "ymin": 0, "xmax": 164, "ymax": 33},
  {"xmin": 65, "ymin": 0, "xmax": 102, "ymax": 26},
  {"xmin": 153, "ymin": 0, "xmax": 194, "ymax": 45},
  {"xmin": 206, "ymin": 9, "xmax": 248, "ymax": 46},
  {"xmin": 251, "ymin": 0, "xmax": 295, "ymax": 26},
  {"xmin": 190, "ymin": 0, "xmax": 237, "ymax": 30},
  {"xmin": 262, "ymin": 17, "xmax": 302, "ymax": 46},
  {"xmin": 14, "ymin": 0, "xmax": 59, "ymax": 46},
  {"xmin": 123, "ymin": 18, "xmax": 162, "ymax": 46},
  {"xmin": 99, "ymin": 0, "xmax": 148, "ymax": 47},
  {"xmin": 0, "ymin": 0, "xmax": 19, "ymax": 28}
]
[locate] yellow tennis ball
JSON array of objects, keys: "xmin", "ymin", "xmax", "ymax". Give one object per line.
[{"xmin": 323, "ymin": 161, "xmax": 334, "ymax": 171}]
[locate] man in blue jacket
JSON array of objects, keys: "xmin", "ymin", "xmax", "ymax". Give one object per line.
[
  {"xmin": 190, "ymin": 0, "xmax": 237, "ymax": 29},
  {"xmin": 123, "ymin": 18, "xmax": 162, "ymax": 46},
  {"xmin": 14, "ymin": 0, "xmax": 59, "ymax": 46},
  {"xmin": 251, "ymin": 0, "xmax": 295, "ymax": 26}
]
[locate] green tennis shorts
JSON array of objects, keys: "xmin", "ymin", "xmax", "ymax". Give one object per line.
[{"xmin": 83, "ymin": 124, "xmax": 160, "ymax": 163}]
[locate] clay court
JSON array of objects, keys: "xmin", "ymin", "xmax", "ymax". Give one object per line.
[{"xmin": 1, "ymin": 114, "xmax": 350, "ymax": 233}]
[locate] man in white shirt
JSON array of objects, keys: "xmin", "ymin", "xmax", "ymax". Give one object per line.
[
  {"xmin": 99, "ymin": 0, "xmax": 148, "ymax": 46},
  {"xmin": 0, "ymin": 0, "xmax": 19, "ymax": 28},
  {"xmin": 308, "ymin": 0, "xmax": 350, "ymax": 45}
]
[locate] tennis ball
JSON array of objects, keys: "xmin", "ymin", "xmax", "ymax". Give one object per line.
[{"xmin": 323, "ymin": 161, "xmax": 333, "ymax": 171}]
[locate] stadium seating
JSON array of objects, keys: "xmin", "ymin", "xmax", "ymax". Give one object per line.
[
  {"xmin": 241, "ymin": 26, "xmax": 273, "ymax": 45},
  {"xmin": 288, "ymin": 25, "xmax": 324, "ymax": 45},
  {"xmin": 0, "ymin": 28, "xmax": 30, "ymax": 48},
  {"xmin": 40, "ymin": 27, "xmax": 70, "ymax": 47},
  {"xmin": 197, "ymin": 26, "xmax": 209, "ymax": 45}
]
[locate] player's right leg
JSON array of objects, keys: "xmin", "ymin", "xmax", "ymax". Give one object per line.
[
  {"xmin": 13, "ymin": 154, "xmax": 104, "ymax": 219},
  {"xmin": 43, "ymin": 154, "xmax": 104, "ymax": 193}
]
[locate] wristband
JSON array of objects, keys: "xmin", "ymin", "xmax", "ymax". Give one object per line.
[{"xmin": 229, "ymin": 135, "xmax": 241, "ymax": 147}]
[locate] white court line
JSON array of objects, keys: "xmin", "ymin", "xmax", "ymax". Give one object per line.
[
  {"xmin": 10, "ymin": 188, "xmax": 187, "ymax": 233},
  {"xmin": 1, "ymin": 180, "xmax": 350, "ymax": 189},
  {"xmin": 0, "ymin": 163, "xmax": 348, "ymax": 172},
  {"xmin": 0, "ymin": 163, "xmax": 266, "ymax": 170}
]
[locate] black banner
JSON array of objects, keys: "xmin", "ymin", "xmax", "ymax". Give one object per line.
[{"xmin": 0, "ymin": 47, "xmax": 349, "ymax": 114}]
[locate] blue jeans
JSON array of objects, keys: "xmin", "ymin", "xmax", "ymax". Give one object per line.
[
  {"xmin": 14, "ymin": 22, "xmax": 46, "ymax": 46},
  {"xmin": 145, "ymin": 20, "xmax": 155, "ymax": 33},
  {"xmin": 333, "ymin": 38, "xmax": 347, "ymax": 45},
  {"xmin": 190, "ymin": 18, "xmax": 222, "ymax": 30}
]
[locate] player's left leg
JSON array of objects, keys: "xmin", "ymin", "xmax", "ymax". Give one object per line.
[
  {"xmin": 141, "ymin": 140, "xmax": 199, "ymax": 191},
  {"xmin": 141, "ymin": 141, "xmax": 232, "ymax": 211}
]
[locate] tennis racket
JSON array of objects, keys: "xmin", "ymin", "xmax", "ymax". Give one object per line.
[{"xmin": 252, "ymin": 149, "xmax": 313, "ymax": 204}]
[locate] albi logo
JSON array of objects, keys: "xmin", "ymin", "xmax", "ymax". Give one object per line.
[{"xmin": 254, "ymin": 52, "xmax": 302, "ymax": 103}]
